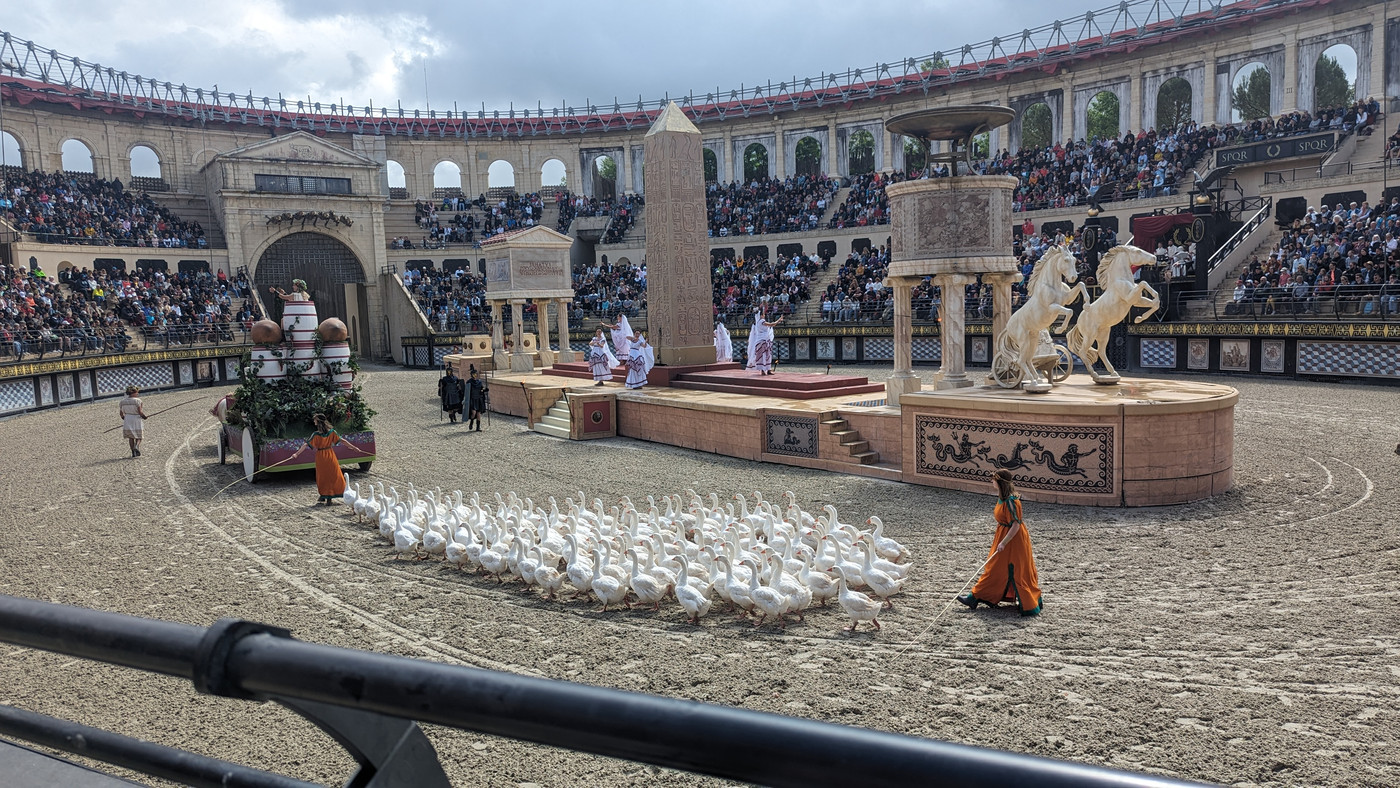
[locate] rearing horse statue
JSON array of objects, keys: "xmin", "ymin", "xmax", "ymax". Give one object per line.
[
  {"xmin": 992, "ymin": 246, "xmax": 1087, "ymax": 391},
  {"xmin": 1066, "ymin": 245, "xmax": 1161, "ymax": 383}
]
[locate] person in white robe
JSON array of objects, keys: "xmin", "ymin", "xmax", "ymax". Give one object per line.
[
  {"xmin": 714, "ymin": 322, "xmax": 733, "ymax": 363},
  {"xmin": 604, "ymin": 315, "xmax": 632, "ymax": 359},
  {"xmin": 746, "ymin": 311, "xmax": 783, "ymax": 374},
  {"xmin": 587, "ymin": 329, "xmax": 618, "ymax": 385}
]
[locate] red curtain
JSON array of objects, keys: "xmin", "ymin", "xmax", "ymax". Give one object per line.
[{"xmin": 1129, "ymin": 213, "xmax": 1193, "ymax": 246}]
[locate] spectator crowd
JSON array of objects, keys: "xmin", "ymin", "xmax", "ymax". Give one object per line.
[
  {"xmin": 707, "ymin": 174, "xmax": 837, "ymax": 237},
  {"xmin": 2, "ymin": 170, "xmax": 208, "ymax": 247}
]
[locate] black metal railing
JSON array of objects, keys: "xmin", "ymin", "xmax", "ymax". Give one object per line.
[
  {"xmin": 0, "ymin": 594, "xmax": 1208, "ymax": 788},
  {"xmin": 0, "ymin": 324, "xmax": 251, "ymax": 365},
  {"xmin": 1207, "ymin": 197, "xmax": 1271, "ymax": 275},
  {"xmin": 1170, "ymin": 286, "xmax": 1400, "ymax": 322}
]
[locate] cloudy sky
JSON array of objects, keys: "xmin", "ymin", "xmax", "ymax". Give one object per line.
[{"xmin": 5, "ymin": 0, "xmax": 1108, "ymax": 112}]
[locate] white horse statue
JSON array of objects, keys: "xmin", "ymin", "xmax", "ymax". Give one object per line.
[
  {"xmin": 992, "ymin": 246, "xmax": 1087, "ymax": 392},
  {"xmin": 1066, "ymin": 244, "xmax": 1161, "ymax": 383}
]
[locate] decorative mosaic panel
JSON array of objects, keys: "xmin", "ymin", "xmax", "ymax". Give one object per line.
[
  {"xmin": 841, "ymin": 338, "xmax": 858, "ymax": 359},
  {"xmin": 78, "ymin": 373, "xmax": 93, "ymax": 400},
  {"xmin": 225, "ymin": 358, "xmax": 241, "ymax": 381},
  {"xmin": 179, "ymin": 362, "xmax": 194, "ymax": 386},
  {"xmin": 864, "ymin": 338, "xmax": 894, "ymax": 361},
  {"xmin": 56, "ymin": 374, "xmax": 76, "ymax": 403},
  {"xmin": 1297, "ymin": 341, "xmax": 1400, "ymax": 378},
  {"xmin": 0, "ymin": 380, "xmax": 37, "ymax": 414},
  {"xmin": 815, "ymin": 338, "xmax": 836, "ymax": 360},
  {"xmin": 1219, "ymin": 339, "xmax": 1250, "ymax": 372},
  {"xmin": 1186, "ymin": 338, "xmax": 1210, "ymax": 370},
  {"xmin": 795, "ymin": 338, "xmax": 810, "ymax": 360},
  {"xmin": 912, "ymin": 338, "xmax": 942, "ymax": 362},
  {"xmin": 845, "ymin": 398, "xmax": 888, "ymax": 407},
  {"xmin": 97, "ymin": 364, "xmax": 175, "ymax": 396},
  {"xmin": 1139, "ymin": 338, "xmax": 1177, "ymax": 369},
  {"xmin": 765, "ymin": 415, "xmax": 818, "ymax": 458},
  {"xmin": 38, "ymin": 377, "xmax": 53, "ymax": 407},
  {"xmin": 914, "ymin": 415, "xmax": 1114, "ymax": 494},
  {"xmin": 432, "ymin": 346, "xmax": 456, "ymax": 367},
  {"xmin": 1260, "ymin": 340, "xmax": 1286, "ymax": 373},
  {"xmin": 970, "ymin": 336, "xmax": 990, "ymax": 363}
]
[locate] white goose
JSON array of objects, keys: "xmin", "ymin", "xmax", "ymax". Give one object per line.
[
  {"xmin": 831, "ymin": 566, "xmax": 882, "ymax": 632},
  {"xmin": 746, "ymin": 558, "xmax": 789, "ymax": 629},
  {"xmin": 865, "ymin": 516, "xmax": 909, "ymax": 561},
  {"xmin": 626, "ymin": 548, "xmax": 669, "ymax": 611},
  {"xmin": 532, "ymin": 544, "xmax": 566, "ymax": 600},
  {"xmin": 590, "ymin": 549, "xmax": 628, "ymax": 612},
  {"xmin": 675, "ymin": 556, "xmax": 713, "ymax": 624},
  {"xmin": 855, "ymin": 538, "xmax": 904, "ymax": 609}
]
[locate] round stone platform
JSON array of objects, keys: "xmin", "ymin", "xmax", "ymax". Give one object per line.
[{"xmin": 898, "ymin": 376, "xmax": 1237, "ymax": 506}]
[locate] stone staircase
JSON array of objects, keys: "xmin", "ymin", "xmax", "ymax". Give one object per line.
[
  {"xmin": 533, "ymin": 394, "xmax": 573, "ymax": 439},
  {"xmin": 148, "ymin": 193, "xmax": 226, "ymax": 248},
  {"xmin": 821, "ymin": 415, "xmax": 879, "ymax": 465}
]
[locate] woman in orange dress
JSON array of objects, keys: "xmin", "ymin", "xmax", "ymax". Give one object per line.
[
  {"xmin": 958, "ymin": 469, "xmax": 1043, "ymax": 616},
  {"xmin": 308, "ymin": 413, "xmax": 346, "ymax": 505}
]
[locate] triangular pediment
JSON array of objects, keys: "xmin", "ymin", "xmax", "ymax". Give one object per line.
[
  {"xmin": 480, "ymin": 225, "xmax": 575, "ymax": 248},
  {"xmin": 213, "ymin": 131, "xmax": 377, "ymax": 167}
]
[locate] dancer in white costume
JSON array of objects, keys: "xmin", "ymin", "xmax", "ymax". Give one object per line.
[
  {"xmin": 714, "ymin": 322, "xmax": 733, "ymax": 362},
  {"xmin": 603, "ymin": 315, "xmax": 632, "ymax": 359},
  {"xmin": 624, "ymin": 333, "xmax": 654, "ymax": 389},
  {"xmin": 587, "ymin": 329, "xmax": 618, "ymax": 385},
  {"xmin": 746, "ymin": 311, "xmax": 783, "ymax": 375}
]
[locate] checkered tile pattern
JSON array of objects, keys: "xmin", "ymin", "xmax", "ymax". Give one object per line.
[
  {"xmin": 1298, "ymin": 341, "xmax": 1400, "ymax": 378},
  {"xmin": 571, "ymin": 342, "xmax": 589, "ymax": 353},
  {"xmin": 1139, "ymin": 338, "xmax": 1177, "ymax": 369},
  {"xmin": 864, "ymin": 338, "xmax": 894, "ymax": 360},
  {"xmin": 97, "ymin": 364, "xmax": 175, "ymax": 396},
  {"xmin": 776, "ymin": 341, "xmax": 790, "ymax": 360},
  {"xmin": 912, "ymin": 338, "xmax": 942, "ymax": 362},
  {"xmin": 432, "ymin": 346, "xmax": 454, "ymax": 367},
  {"xmin": 0, "ymin": 380, "xmax": 36, "ymax": 414}
]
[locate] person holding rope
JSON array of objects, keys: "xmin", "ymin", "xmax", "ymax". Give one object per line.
[
  {"xmin": 117, "ymin": 386, "xmax": 148, "ymax": 458},
  {"xmin": 957, "ymin": 469, "xmax": 1043, "ymax": 617},
  {"xmin": 308, "ymin": 413, "xmax": 346, "ymax": 505}
]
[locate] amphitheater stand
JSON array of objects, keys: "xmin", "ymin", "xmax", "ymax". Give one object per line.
[{"xmin": 147, "ymin": 193, "xmax": 226, "ymax": 248}]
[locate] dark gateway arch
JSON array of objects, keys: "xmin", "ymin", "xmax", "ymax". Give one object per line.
[{"xmin": 253, "ymin": 232, "xmax": 367, "ymax": 330}]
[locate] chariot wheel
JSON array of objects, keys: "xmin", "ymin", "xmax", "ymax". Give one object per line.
[
  {"xmin": 991, "ymin": 354, "xmax": 1020, "ymax": 388},
  {"xmin": 217, "ymin": 430, "xmax": 227, "ymax": 464},
  {"xmin": 1050, "ymin": 346, "xmax": 1073, "ymax": 383}
]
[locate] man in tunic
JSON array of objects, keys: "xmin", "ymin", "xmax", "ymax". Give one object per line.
[
  {"xmin": 466, "ymin": 366, "xmax": 489, "ymax": 432},
  {"xmin": 118, "ymin": 385, "xmax": 147, "ymax": 458},
  {"xmin": 439, "ymin": 365, "xmax": 465, "ymax": 423}
]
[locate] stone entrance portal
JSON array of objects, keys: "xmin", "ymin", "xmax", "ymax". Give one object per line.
[{"xmin": 254, "ymin": 232, "xmax": 366, "ymax": 326}]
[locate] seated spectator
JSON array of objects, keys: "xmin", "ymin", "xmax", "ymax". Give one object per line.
[{"xmin": 2, "ymin": 170, "xmax": 208, "ymax": 247}]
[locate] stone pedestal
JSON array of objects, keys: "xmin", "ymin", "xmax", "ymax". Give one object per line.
[
  {"xmin": 934, "ymin": 272, "xmax": 975, "ymax": 390},
  {"xmin": 885, "ymin": 277, "xmax": 921, "ymax": 405},
  {"xmin": 555, "ymin": 299, "xmax": 575, "ymax": 362},
  {"xmin": 643, "ymin": 102, "xmax": 714, "ymax": 365}
]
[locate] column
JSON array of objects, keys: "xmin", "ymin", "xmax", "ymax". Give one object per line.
[
  {"xmin": 509, "ymin": 299, "xmax": 531, "ymax": 372},
  {"xmin": 537, "ymin": 299, "xmax": 554, "ymax": 367},
  {"xmin": 489, "ymin": 300, "xmax": 507, "ymax": 370},
  {"xmin": 934, "ymin": 273, "xmax": 974, "ymax": 389},
  {"xmin": 885, "ymin": 277, "xmax": 921, "ymax": 405},
  {"xmin": 986, "ymin": 273, "xmax": 1019, "ymax": 347},
  {"xmin": 556, "ymin": 298, "xmax": 575, "ymax": 362},
  {"xmin": 773, "ymin": 127, "xmax": 786, "ymax": 179}
]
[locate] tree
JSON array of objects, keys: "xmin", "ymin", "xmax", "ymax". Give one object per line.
[
  {"xmin": 743, "ymin": 144, "xmax": 768, "ymax": 182},
  {"xmin": 1231, "ymin": 66, "xmax": 1271, "ymax": 122},
  {"xmin": 919, "ymin": 56, "xmax": 950, "ymax": 72},
  {"xmin": 1022, "ymin": 103, "xmax": 1052, "ymax": 149},
  {"xmin": 848, "ymin": 131, "xmax": 874, "ymax": 175},
  {"xmin": 1314, "ymin": 54, "xmax": 1355, "ymax": 109},
  {"xmin": 1156, "ymin": 78, "xmax": 1193, "ymax": 130},
  {"xmin": 795, "ymin": 137, "xmax": 822, "ymax": 176},
  {"xmin": 596, "ymin": 156, "xmax": 616, "ymax": 182},
  {"xmin": 903, "ymin": 137, "xmax": 926, "ymax": 174},
  {"xmin": 1087, "ymin": 92, "xmax": 1120, "ymax": 142},
  {"xmin": 703, "ymin": 148, "xmax": 718, "ymax": 182},
  {"xmin": 972, "ymin": 132, "xmax": 990, "ymax": 159}
]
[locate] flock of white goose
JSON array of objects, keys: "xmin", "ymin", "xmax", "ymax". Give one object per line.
[{"xmin": 341, "ymin": 480, "xmax": 911, "ymax": 632}]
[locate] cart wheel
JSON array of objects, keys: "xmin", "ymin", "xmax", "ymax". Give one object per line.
[
  {"xmin": 358, "ymin": 462, "xmax": 373, "ymax": 472},
  {"xmin": 1050, "ymin": 346, "xmax": 1073, "ymax": 383},
  {"xmin": 241, "ymin": 428, "xmax": 257, "ymax": 483},
  {"xmin": 217, "ymin": 431, "xmax": 226, "ymax": 465},
  {"xmin": 991, "ymin": 354, "xmax": 1020, "ymax": 389}
]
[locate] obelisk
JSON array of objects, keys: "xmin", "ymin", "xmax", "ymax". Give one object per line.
[{"xmin": 644, "ymin": 102, "xmax": 714, "ymax": 365}]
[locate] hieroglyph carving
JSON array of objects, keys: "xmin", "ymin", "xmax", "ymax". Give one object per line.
[{"xmin": 644, "ymin": 104, "xmax": 713, "ymax": 355}]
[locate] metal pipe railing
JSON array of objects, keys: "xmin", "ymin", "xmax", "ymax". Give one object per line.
[{"xmin": 0, "ymin": 594, "xmax": 1210, "ymax": 788}]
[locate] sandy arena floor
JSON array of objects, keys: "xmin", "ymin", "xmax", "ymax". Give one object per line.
[{"xmin": 0, "ymin": 362, "xmax": 1396, "ymax": 787}]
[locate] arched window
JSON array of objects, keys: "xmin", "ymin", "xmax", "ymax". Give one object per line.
[
  {"xmin": 129, "ymin": 145, "xmax": 161, "ymax": 179},
  {"xmin": 592, "ymin": 155, "xmax": 616, "ymax": 200},
  {"xmin": 1087, "ymin": 92, "xmax": 1120, "ymax": 141},
  {"xmin": 743, "ymin": 143, "xmax": 769, "ymax": 182},
  {"xmin": 0, "ymin": 131, "xmax": 21, "ymax": 169},
  {"xmin": 1021, "ymin": 103, "xmax": 1052, "ymax": 150},
  {"xmin": 795, "ymin": 136, "xmax": 822, "ymax": 176},
  {"xmin": 703, "ymin": 148, "xmax": 718, "ymax": 183},
  {"xmin": 540, "ymin": 158, "xmax": 567, "ymax": 188},
  {"xmin": 1231, "ymin": 62, "xmax": 1272, "ymax": 122},
  {"xmin": 487, "ymin": 160, "xmax": 515, "ymax": 189},
  {"xmin": 386, "ymin": 160, "xmax": 407, "ymax": 189},
  {"xmin": 847, "ymin": 130, "xmax": 875, "ymax": 176},
  {"xmin": 433, "ymin": 160, "xmax": 462, "ymax": 191},
  {"xmin": 1315, "ymin": 44, "xmax": 1357, "ymax": 109},
  {"xmin": 61, "ymin": 139, "xmax": 94, "ymax": 173},
  {"xmin": 1156, "ymin": 78, "xmax": 1193, "ymax": 130},
  {"xmin": 903, "ymin": 137, "xmax": 926, "ymax": 175}
]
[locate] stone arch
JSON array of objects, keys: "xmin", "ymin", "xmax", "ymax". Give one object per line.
[
  {"xmin": 190, "ymin": 148, "xmax": 220, "ymax": 171},
  {"xmin": 847, "ymin": 130, "xmax": 876, "ymax": 176},
  {"xmin": 433, "ymin": 160, "xmax": 463, "ymax": 191},
  {"xmin": 1086, "ymin": 91, "xmax": 1121, "ymax": 141},
  {"xmin": 1313, "ymin": 43, "xmax": 1357, "ymax": 110},
  {"xmin": 1297, "ymin": 27, "xmax": 1372, "ymax": 113},
  {"xmin": 128, "ymin": 143, "xmax": 162, "ymax": 179},
  {"xmin": 702, "ymin": 141, "xmax": 726, "ymax": 184},
  {"xmin": 1008, "ymin": 91, "xmax": 1064, "ymax": 151},
  {"xmin": 794, "ymin": 136, "xmax": 822, "ymax": 176},
  {"xmin": 590, "ymin": 154, "xmax": 617, "ymax": 200},
  {"xmin": 1155, "ymin": 77, "xmax": 1194, "ymax": 129},
  {"xmin": 1073, "ymin": 81, "xmax": 1129, "ymax": 140},
  {"xmin": 1231, "ymin": 61, "xmax": 1273, "ymax": 122},
  {"xmin": 0, "ymin": 129, "xmax": 22, "ymax": 169},
  {"xmin": 702, "ymin": 148, "xmax": 718, "ymax": 183},
  {"xmin": 61, "ymin": 138, "xmax": 94, "ymax": 173},
  {"xmin": 540, "ymin": 158, "xmax": 567, "ymax": 188},
  {"xmin": 742, "ymin": 143, "xmax": 770, "ymax": 182},
  {"xmin": 1141, "ymin": 66, "xmax": 1204, "ymax": 131},
  {"xmin": 1020, "ymin": 103, "xmax": 1053, "ymax": 150},
  {"xmin": 487, "ymin": 160, "xmax": 515, "ymax": 189},
  {"xmin": 901, "ymin": 137, "xmax": 926, "ymax": 175},
  {"xmin": 386, "ymin": 160, "xmax": 407, "ymax": 189},
  {"xmin": 731, "ymin": 136, "xmax": 774, "ymax": 182},
  {"xmin": 252, "ymin": 231, "xmax": 367, "ymax": 325}
]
